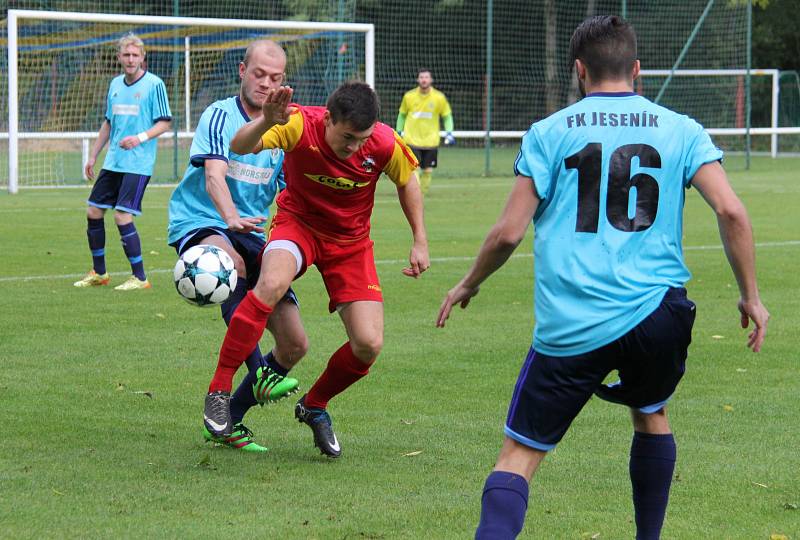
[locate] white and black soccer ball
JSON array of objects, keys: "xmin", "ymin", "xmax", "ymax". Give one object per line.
[{"xmin": 173, "ymin": 245, "xmax": 237, "ymax": 307}]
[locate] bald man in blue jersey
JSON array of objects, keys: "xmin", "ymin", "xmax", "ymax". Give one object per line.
[
  {"xmin": 437, "ymin": 15, "xmax": 769, "ymax": 540},
  {"xmin": 168, "ymin": 40, "xmax": 308, "ymax": 451}
]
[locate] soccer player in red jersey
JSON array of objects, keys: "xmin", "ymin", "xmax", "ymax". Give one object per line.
[{"xmin": 201, "ymin": 81, "xmax": 429, "ymax": 457}]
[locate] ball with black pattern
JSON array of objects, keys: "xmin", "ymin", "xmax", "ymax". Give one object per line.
[{"xmin": 173, "ymin": 244, "xmax": 237, "ymax": 307}]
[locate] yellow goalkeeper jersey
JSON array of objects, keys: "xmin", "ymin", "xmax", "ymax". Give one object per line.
[{"xmin": 399, "ymin": 87, "xmax": 452, "ymax": 148}]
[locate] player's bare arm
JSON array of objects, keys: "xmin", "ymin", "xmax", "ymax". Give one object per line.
[
  {"xmin": 437, "ymin": 176, "xmax": 539, "ymax": 327},
  {"xmin": 118, "ymin": 119, "xmax": 171, "ymax": 150},
  {"xmin": 230, "ymin": 86, "xmax": 294, "ymax": 155},
  {"xmin": 85, "ymin": 120, "xmax": 111, "ymax": 181},
  {"xmin": 691, "ymin": 161, "xmax": 769, "ymax": 351},
  {"xmin": 204, "ymin": 158, "xmax": 266, "ymax": 233},
  {"xmin": 395, "ymin": 172, "xmax": 430, "ymax": 278}
]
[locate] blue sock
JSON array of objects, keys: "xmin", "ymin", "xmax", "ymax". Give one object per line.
[
  {"xmin": 230, "ymin": 351, "xmax": 273, "ymax": 425},
  {"xmin": 117, "ymin": 222, "xmax": 145, "ymax": 280},
  {"xmin": 87, "ymin": 218, "xmax": 106, "ymax": 275},
  {"xmin": 475, "ymin": 471, "xmax": 529, "ymax": 539},
  {"xmin": 630, "ymin": 432, "xmax": 676, "ymax": 540}
]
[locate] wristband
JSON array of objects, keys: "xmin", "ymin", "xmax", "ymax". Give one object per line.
[{"xmin": 137, "ymin": 132, "xmax": 150, "ymax": 143}]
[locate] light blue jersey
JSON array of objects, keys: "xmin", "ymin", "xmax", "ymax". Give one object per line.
[
  {"xmin": 102, "ymin": 71, "xmax": 171, "ymax": 176},
  {"xmin": 168, "ymin": 96, "xmax": 285, "ymax": 244},
  {"xmin": 515, "ymin": 92, "xmax": 722, "ymax": 356}
]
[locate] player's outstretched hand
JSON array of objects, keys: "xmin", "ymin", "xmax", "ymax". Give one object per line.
[
  {"xmin": 262, "ymin": 86, "xmax": 294, "ymax": 126},
  {"xmin": 402, "ymin": 241, "xmax": 430, "ymax": 279},
  {"xmin": 226, "ymin": 216, "xmax": 267, "ymax": 234},
  {"xmin": 443, "ymin": 132, "xmax": 456, "ymax": 146},
  {"xmin": 436, "ymin": 281, "xmax": 480, "ymax": 327},
  {"xmin": 738, "ymin": 298, "xmax": 770, "ymax": 352}
]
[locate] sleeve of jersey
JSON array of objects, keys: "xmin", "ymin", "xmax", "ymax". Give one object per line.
[
  {"xmin": 684, "ymin": 119, "xmax": 724, "ymax": 186},
  {"xmin": 440, "ymin": 94, "xmax": 452, "ymax": 117},
  {"xmin": 384, "ymin": 134, "xmax": 419, "ymax": 187},
  {"xmin": 260, "ymin": 108, "xmax": 303, "ymax": 152},
  {"xmin": 189, "ymin": 107, "xmax": 229, "ymax": 167},
  {"xmin": 514, "ymin": 126, "xmax": 551, "ymax": 200},
  {"xmin": 151, "ymin": 80, "xmax": 173, "ymax": 122},
  {"xmin": 105, "ymin": 85, "xmax": 112, "ymax": 122},
  {"xmin": 399, "ymin": 95, "xmax": 409, "ymax": 115}
]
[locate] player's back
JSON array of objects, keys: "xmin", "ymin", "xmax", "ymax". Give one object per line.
[{"xmin": 516, "ymin": 92, "xmax": 722, "ymax": 356}]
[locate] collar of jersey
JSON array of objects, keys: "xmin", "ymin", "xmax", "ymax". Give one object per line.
[
  {"xmin": 123, "ymin": 70, "xmax": 147, "ymax": 87},
  {"xmin": 235, "ymin": 96, "xmax": 251, "ymax": 122},
  {"xmin": 585, "ymin": 91, "xmax": 637, "ymax": 97}
]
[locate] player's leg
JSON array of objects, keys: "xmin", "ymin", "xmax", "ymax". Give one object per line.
[
  {"xmin": 206, "ymin": 219, "xmax": 308, "ymax": 437},
  {"xmin": 295, "ymin": 300, "xmax": 380, "ymax": 458},
  {"xmin": 113, "ymin": 173, "xmax": 152, "ymax": 290},
  {"xmin": 75, "ymin": 170, "xmax": 117, "ymax": 287},
  {"xmin": 419, "ymin": 149, "xmax": 437, "ymax": 195},
  {"xmin": 595, "ymin": 287, "xmax": 695, "ymax": 540},
  {"xmin": 177, "ymin": 230, "xmax": 273, "ymax": 451},
  {"xmin": 476, "ymin": 346, "xmax": 613, "ymax": 539},
  {"xmin": 628, "ymin": 408, "xmax": 675, "ymax": 540},
  {"xmin": 476, "ymin": 437, "xmax": 545, "ymax": 540}
]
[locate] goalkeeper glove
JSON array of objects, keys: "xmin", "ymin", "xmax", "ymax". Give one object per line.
[{"xmin": 443, "ymin": 132, "xmax": 456, "ymax": 146}]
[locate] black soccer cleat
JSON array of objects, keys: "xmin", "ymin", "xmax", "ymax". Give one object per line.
[
  {"xmin": 294, "ymin": 394, "xmax": 341, "ymax": 458},
  {"xmin": 204, "ymin": 390, "xmax": 232, "ymax": 438}
]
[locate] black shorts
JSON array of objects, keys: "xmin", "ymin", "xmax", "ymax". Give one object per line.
[
  {"xmin": 171, "ymin": 226, "xmax": 297, "ymax": 305},
  {"xmin": 505, "ymin": 287, "xmax": 696, "ymax": 451},
  {"xmin": 87, "ymin": 169, "xmax": 151, "ymax": 215},
  {"xmin": 409, "ymin": 146, "xmax": 438, "ymax": 169}
]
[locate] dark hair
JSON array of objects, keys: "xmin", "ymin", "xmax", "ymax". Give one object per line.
[
  {"xmin": 417, "ymin": 68, "xmax": 432, "ymax": 77},
  {"xmin": 569, "ymin": 15, "xmax": 637, "ymax": 81},
  {"xmin": 326, "ymin": 81, "xmax": 380, "ymax": 131}
]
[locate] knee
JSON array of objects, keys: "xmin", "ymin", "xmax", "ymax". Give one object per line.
[
  {"xmin": 632, "ymin": 407, "xmax": 670, "ymax": 434},
  {"xmin": 113, "ymin": 211, "xmax": 133, "ymax": 225},
  {"xmin": 253, "ymin": 274, "xmax": 290, "ymax": 308},
  {"xmin": 350, "ymin": 335, "xmax": 382, "ymax": 363}
]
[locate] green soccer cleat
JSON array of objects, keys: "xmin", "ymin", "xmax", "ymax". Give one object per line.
[
  {"xmin": 252, "ymin": 365, "xmax": 300, "ymax": 404},
  {"xmin": 203, "ymin": 423, "xmax": 268, "ymax": 453},
  {"xmin": 73, "ymin": 270, "xmax": 111, "ymax": 288}
]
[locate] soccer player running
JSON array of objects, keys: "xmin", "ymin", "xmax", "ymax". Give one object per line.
[
  {"xmin": 168, "ymin": 40, "xmax": 308, "ymax": 452},
  {"xmin": 396, "ymin": 68, "xmax": 455, "ymax": 196},
  {"xmin": 76, "ymin": 33, "xmax": 172, "ymax": 291},
  {"xmin": 437, "ymin": 16, "xmax": 769, "ymax": 540},
  {"xmin": 202, "ymin": 81, "xmax": 428, "ymax": 458}
]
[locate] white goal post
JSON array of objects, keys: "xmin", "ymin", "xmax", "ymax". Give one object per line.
[{"xmin": 5, "ymin": 9, "xmax": 375, "ymax": 193}]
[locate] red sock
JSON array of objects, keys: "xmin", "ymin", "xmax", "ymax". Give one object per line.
[
  {"xmin": 305, "ymin": 341, "xmax": 371, "ymax": 409},
  {"xmin": 209, "ymin": 291, "xmax": 272, "ymax": 393}
]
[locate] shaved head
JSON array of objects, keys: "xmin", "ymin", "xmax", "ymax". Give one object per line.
[{"xmin": 243, "ymin": 39, "xmax": 286, "ymax": 67}]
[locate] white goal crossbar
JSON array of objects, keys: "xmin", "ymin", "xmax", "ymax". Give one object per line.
[{"xmin": 6, "ymin": 9, "xmax": 375, "ymax": 193}]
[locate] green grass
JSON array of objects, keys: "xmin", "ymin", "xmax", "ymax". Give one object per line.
[{"xmin": 0, "ymin": 152, "xmax": 798, "ymax": 539}]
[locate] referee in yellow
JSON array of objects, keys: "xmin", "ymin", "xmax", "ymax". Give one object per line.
[{"xmin": 396, "ymin": 68, "xmax": 454, "ymax": 195}]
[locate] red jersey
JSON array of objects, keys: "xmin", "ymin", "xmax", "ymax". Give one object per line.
[{"xmin": 260, "ymin": 105, "xmax": 418, "ymax": 243}]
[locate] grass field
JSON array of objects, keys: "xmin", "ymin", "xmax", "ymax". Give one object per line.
[{"xmin": 0, "ymin": 150, "xmax": 798, "ymax": 539}]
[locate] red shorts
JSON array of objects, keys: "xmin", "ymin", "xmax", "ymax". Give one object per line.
[{"xmin": 267, "ymin": 211, "xmax": 382, "ymax": 312}]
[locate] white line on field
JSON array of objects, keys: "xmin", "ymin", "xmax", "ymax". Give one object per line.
[{"xmin": 1, "ymin": 240, "xmax": 798, "ymax": 284}]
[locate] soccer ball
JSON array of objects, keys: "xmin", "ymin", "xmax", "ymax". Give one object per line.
[{"xmin": 173, "ymin": 245, "xmax": 237, "ymax": 307}]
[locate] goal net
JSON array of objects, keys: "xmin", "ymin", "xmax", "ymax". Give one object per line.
[{"xmin": 2, "ymin": 10, "xmax": 373, "ymax": 191}]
